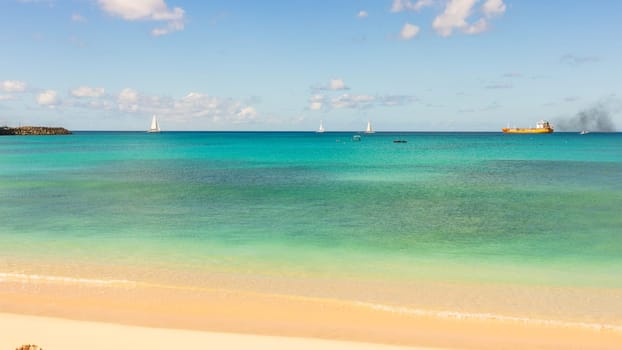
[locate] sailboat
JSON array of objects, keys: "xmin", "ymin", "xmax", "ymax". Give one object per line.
[
  {"xmin": 317, "ymin": 120, "xmax": 325, "ymax": 133},
  {"xmin": 147, "ymin": 115, "xmax": 161, "ymax": 133},
  {"xmin": 364, "ymin": 120, "xmax": 374, "ymax": 134}
]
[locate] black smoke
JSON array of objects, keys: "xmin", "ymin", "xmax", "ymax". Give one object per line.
[{"xmin": 554, "ymin": 104, "xmax": 617, "ymax": 132}]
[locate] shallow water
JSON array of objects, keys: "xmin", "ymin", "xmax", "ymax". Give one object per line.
[{"xmin": 1, "ymin": 132, "xmax": 621, "ymax": 292}]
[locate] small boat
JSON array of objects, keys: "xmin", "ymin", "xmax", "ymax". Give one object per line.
[
  {"xmin": 317, "ymin": 120, "xmax": 325, "ymax": 133},
  {"xmin": 502, "ymin": 120, "xmax": 553, "ymax": 134},
  {"xmin": 352, "ymin": 135, "xmax": 361, "ymax": 141},
  {"xmin": 393, "ymin": 140, "xmax": 407, "ymax": 143},
  {"xmin": 580, "ymin": 130, "xmax": 589, "ymax": 135},
  {"xmin": 364, "ymin": 121, "xmax": 375, "ymax": 134},
  {"xmin": 147, "ymin": 115, "xmax": 161, "ymax": 133}
]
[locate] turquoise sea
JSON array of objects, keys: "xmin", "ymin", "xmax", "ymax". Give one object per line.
[{"xmin": 1, "ymin": 132, "xmax": 621, "ymax": 302}]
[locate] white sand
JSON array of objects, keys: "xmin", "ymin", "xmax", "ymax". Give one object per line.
[{"xmin": 0, "ymin": 313, "xmax": 439, "ymax": 350}]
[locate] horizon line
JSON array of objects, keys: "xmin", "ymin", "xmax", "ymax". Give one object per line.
[{"xmin": 65, "ymin": 130, "xmax": 620, "ymax": 133}]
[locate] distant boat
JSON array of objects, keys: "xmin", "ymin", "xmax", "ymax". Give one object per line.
[
  {"xmin": 352, "ymin": 135, "xmax": 361, "ymax": 141},
  {"xmin": 502, "ymin": 120, "xmax": 553, "ymax": 134},
  {"xmin": 147, "ymin": 115, "xmax": 161, "ymax": 133},
  {"xmin": 580, "ymin": 130, "xmax": 589, "ymax": 135},
  {"xmin": 364, "ymin": 121, "xmax": 374, "ymax": 134},
  {"xmin": 317, "ymin": 120, "xmax": 325, "ymax": 133},
  {"xmin": 393, "ymin": 140, "xmax": 407, "ymax": 143}
]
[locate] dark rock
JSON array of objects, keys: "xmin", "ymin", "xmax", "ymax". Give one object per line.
[
  {"xmin": 0, "ymin": 126, "xmax": 71, "ymax": 135},
  {"xmin": 16, "ymin": 345, "xmax": 42, "ymax": 350}
]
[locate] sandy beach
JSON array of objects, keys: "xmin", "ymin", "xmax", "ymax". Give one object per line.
[
  {"xmin": 0, "ymin": 313, "xmax": 429, "ymax": 350},
  {"xmin": 1, "ymin": 275, "xmax": 621, "ymax": 350}
]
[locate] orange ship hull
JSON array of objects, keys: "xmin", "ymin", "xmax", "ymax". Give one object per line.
[{"xmin": 502, "ymin": 127, "xmax": 553, "ymax": 134}]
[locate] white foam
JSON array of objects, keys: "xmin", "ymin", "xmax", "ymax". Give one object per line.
[
  {"xmin": 0, "ymin": 272, "xmax": 136, "ymax": 287},
  {"xmin": 2, "ymin": 271, "xmax": 620, "ymax": 333},
  {"xmin": 354, "ymin": 301, "xmax": 622, "ymax": 332}
]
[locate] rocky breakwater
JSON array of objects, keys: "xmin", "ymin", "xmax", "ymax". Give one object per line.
[{"xmin": 0, "ymin": 126, "xmax": 72, "ymax": 135}]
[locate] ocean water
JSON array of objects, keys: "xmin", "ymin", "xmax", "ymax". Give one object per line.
[{"xmin": 1, "ymin": 132, "xmax": 621, "ymax": 295}]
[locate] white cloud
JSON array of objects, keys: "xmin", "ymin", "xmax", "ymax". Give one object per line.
[
  {"xmin": 432, "ymin": 0, "xmax": 477, "ymax": 37},
  {"xmin": 237, "ymin": 107, "xmax": 257, "ymax": 120},
  {"xmin": 380, "ymin": 95, "xmax": 417, "ymax": 106},
  {"xmin": 391, "ymin": 0, "xmax": 435, "ymax": 13},
  {"xmin": 400, "ymin": 23, "xmax": 420, "ymax": 40},
  {"xmin": 0, "ymin": 95, "xmax": 16, "ymax": 101},
  {"xmin": 173, "ymin": 92, "xmax": 217, "ymax": 116},
  {"xmin": 331, "ymin": 94, "xmax": 375, "ymax": 109},
  {"xmin": 116, "ymin": 88, "xmax": 159, "ymax": 113},
  {"xmin": 71, "ymin": 98, "xmax": 115, "ymax": 111},
  {"xmin": 71, "ymin": 86, "xmax": 105, "ymax": 98},
  {"xmin": 36, "ymin": 90, "xmax": 60, "ymax": 106},
  {"xmin": 309, "ymin": 95, "xmax": 325, "ymax": 110},
  {"xmin": 482, "ymin": 0, "xmax": 506, "ymax": 18},
  {"xmin": 97, "ymin": 0, "xmax": 183, "ymax": 21},
  {"xmin": 329, "ymin": 78, "xmax": 348, "ymax": 91},
  {"xmin": 151, "ymin": 20, "xmax": 184, "ymax": 36},
  {"xmin": 390, "ymin": 0, "xmax": 505, "ymax": 37},
  {"xmin": 309, "ymin": 92, "xmax": 416, "ymax": 111},
  {"xmin": 71, "ymin": 13, "xmax": 87, "ymax": 22},
  {"xmin": 431, "ymin": 0, "xmax": 506, "ymax": 37},
  {"xmin": 357, "ymin": 10, "xmax": 368, "ymax": 18},
  {"xmin": 313, "ymin": 79, "xmax": 349, "ymax": 92},
  {"xmin": 97, "ymin": 0, "xmax": 185, "ymax": 36},
  {"xmin": 309, "ymin": 94, "xmax": 375, "ymax": 111},
  {"xmin": 119, "ymin": 88, "xmax": 138, "ymax": 102},
  {"xmin": 1, "ymin": 80, "xmax": 27, "ymax": 92},
  {"xmin": 463, "ymin": 18, "xmax": 488, "ymax": 35},
  {"xmin": 95, "ymin": 89, "xmax": 259, "ymax": 124},
  {"xmin": 309, "ymin": 102, "xmax": 323, "ymax": 110},
  {"xmin": 171, "ymin": 92, "xmax": 258, "ymax": 123}
]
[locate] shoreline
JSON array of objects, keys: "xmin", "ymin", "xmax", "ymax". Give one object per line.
[
  {"xmin": 0, "ymin": 313, "xmax": 427, "ymax": 350},
  {"xmin": 2, "ymin": 271, "xmax": 621, "ymax": 333},
  {"xmin": 1, "ymin": 272, "xmax": 621, "ymax": 349}
]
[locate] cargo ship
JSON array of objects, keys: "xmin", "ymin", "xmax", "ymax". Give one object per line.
[{"xmin": 502, "ymin": 120, "xmax": 553, "ymax": 134}]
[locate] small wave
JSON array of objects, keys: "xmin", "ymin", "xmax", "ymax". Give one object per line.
[
  {"xmin": 354, "ymin": 301, "xmax": 622, "ymax": 332},
  {"xmin": 0, "ymin": 272, "xmax": 136, "ymax": 287},
  {"xmin": 3, "ymin": 271, "xmax": 620, "ymax": 333}
]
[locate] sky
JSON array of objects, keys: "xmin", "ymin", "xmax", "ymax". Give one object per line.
[{"xmin": 0, "ymin": 0, "xmax": 621, "ymax": 131}]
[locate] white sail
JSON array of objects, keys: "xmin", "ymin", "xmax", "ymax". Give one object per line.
[
  {"xmin": 317, "ymin": 120, "xmax": 325, "ymax": 133},
  {"xmin": 365, "ymin": 120, "xmax": 374, "ymax": 134},
  {"xmin": 148, "ymin": 115, "xmax": 161, "ymax": 133}
]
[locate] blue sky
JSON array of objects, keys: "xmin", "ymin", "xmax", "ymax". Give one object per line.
[{"xmin": 1, "ymin": 0, "xmax": 620, "ymax": 131}]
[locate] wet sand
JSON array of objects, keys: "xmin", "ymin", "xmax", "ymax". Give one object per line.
[{"xmin": 1, "ymin": 277, "xmax": 621, "ymax": 350}]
